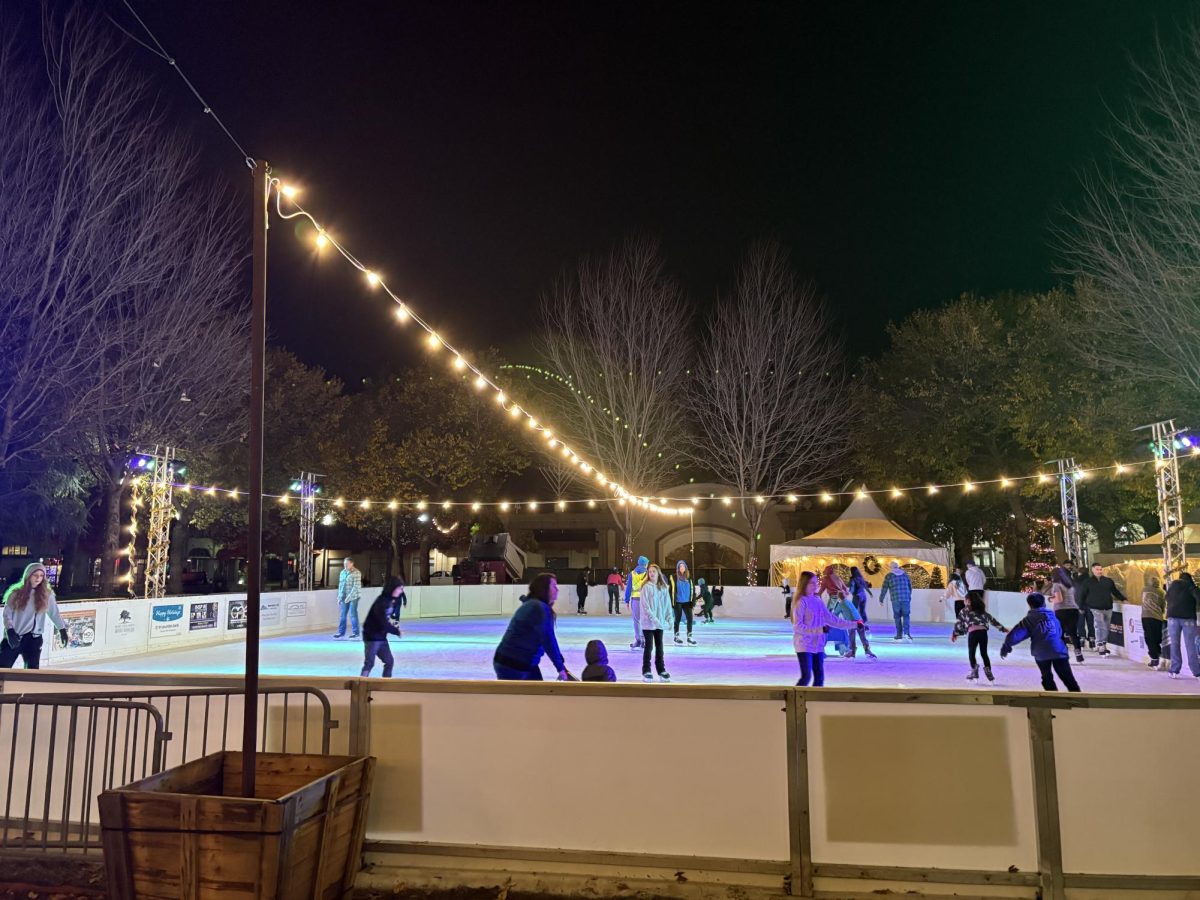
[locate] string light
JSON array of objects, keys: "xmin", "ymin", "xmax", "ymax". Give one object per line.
[
  {"xmin": 395, "ymin": 305, "xmax": 408, "ymax": 322},
  {"xmin": 365, "ymin": 271, "xmax": 380, "ymax": 287},
  {"xmin": 891, "ymin": 488, "xmax": 902, "ymax": 498}
]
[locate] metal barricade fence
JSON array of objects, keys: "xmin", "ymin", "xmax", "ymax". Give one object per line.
[
  {"xmin": 0, "ymin": 695, "xmax": 167, "ymax": 853},
  {"xmin": 0, "ymin": 687, "xmax": 336, "ymax": 854}
]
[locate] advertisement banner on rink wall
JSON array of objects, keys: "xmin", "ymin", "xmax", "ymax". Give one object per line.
[
  {"xmin": 149, "ymin": 603, "xmax": 185, "ymax": 640},
  {"xmin": 108, "ymin": 603, "xmax": 148, "ymax": 650},
  {"xmin": 260, "ymin": 595, "xmax": 282, "ymax": 627},
  {"xmin": 188, "ymin": 601, "xmax": 219, "ymax": 631},
  {"xmin": 286, "ymin": 598, "xmax": 307, "ymax": 619},
  {"xmin": 55, "ymin": 607, "xmax": 97, "ymax": 650},
  {"xmin": 227, "ymin": 598, "xmax": 247, "ymax": 630}
]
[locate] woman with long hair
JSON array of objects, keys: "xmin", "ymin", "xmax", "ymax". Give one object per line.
[
  {"xmin": 493, "ymin": 573, "xmax": 574, "ymax": 681},
  {"xmin": 1, "ymin": 563, "xmax": 68, "ymax": 670},
  {"xmin": 792, "ymin": 570, "xmax": 862, "ymax": 687},
  {"xmin": 951, "ymin": 592, "xmax": 1008, "ymax": 681},
  {"xmin": 1047, "ymin": 565, "xmax": 1084, "ymax": 664},
  {"xmin": 942, "ymin": 570, "xmax": 968, "ymax": 620},
  {"xmin": 638, "ymin": 564, "xmax": 673, "ymax": 681}
]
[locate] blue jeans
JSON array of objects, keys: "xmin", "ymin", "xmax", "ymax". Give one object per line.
[
  {"xmin": 336, "ymin": 600, "xmax": 360, "ymax": 636},
  {"xmin": 891, "ymin": 600, "xmax": 911, "ymax": 637},
  {"xmin": 361, "ymin": 640, "xmax": 394, "ymax": 677},
  {"xmin": 1168, "ymin": 618, "xmax": 1200, "ymax": 676},
  {"xmin": 494, "ymin": 662, "xmax": 543, "ymax": 680}
]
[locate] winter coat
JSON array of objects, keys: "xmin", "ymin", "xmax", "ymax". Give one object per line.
[
  {"xmin": 581, "ymin": 640, "xmax": 616, "ymax": 682},
  {"xmin": 1077, "ymin": 575, "xmax": 1126, "ymax": 611},
  {"xmin": 493, "ymin": 596, "xmax": 566, "ymax": 674},
  {"xmin": 361, "ymin": 593, "xmax": 402, "ymax": 642},
  {"xmin": 1166, "ymin": 579, "xmax": 1200, "ymax": 620},
  {"xmin": 624, "ymin": 558, "xmax": 650, "ymax": 603},
  {"xmin": 849, "ymin": 573, "xmax": 873, "ymax": 603},
  {"xmin": 1001, "ymin": 607, "xmax": 1069, "ymax": 661},
  {"xmin": 1140, "ymin": 588, "xmax": 1166, "ymax": 621},
  {"xmin": 952, "ymin": 607, "xmax": 1005, "ymax": 636},
  {"xmin": 669, "ymin": 565, "xmax": 692, "ymax": 606},
  {"xmin": 638, "ymin": 580, "xmax": 674, "ymax": 632},
  {"xmin": 879, "ymin": 569, "xmax": 913, "ymax": 606},
  {"xmin": 792, "ymin": 593, "xmax": 858, "ymax": 654}
]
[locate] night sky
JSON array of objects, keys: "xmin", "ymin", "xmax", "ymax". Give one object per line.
[{"xmin": 108, "ymin": 1, "xmax": 1190, "ymax": 381}]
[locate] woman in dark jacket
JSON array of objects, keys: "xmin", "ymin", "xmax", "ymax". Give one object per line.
[
  {"xmin": 494, "ymin": 573, "xmax": 574, "ymax": 680},
  {"xmin": 1165, "ymin": 572, "xmax": 1200, "ymax": 679},
  {"xmin": 361, "ymin": 577, "xmax": 404, "ymax": 677}
]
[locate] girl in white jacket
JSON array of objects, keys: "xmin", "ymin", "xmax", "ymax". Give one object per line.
[
  {"xmin": 792, "ymin": 570, "xmax": 861, "ymax": 687},
  {"xmin": 638, "ymin": 564, "xmax": 674, "ymax": 682}
]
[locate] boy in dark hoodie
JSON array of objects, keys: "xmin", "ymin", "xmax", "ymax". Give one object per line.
[
  {"xmin": 361, "ymin": 578, "xmax": 404, "ymax": 677},
  {"xmin": 1000, "ymin": 593, "xmax": 1081, "ymax": 692},
  {"xmin": 581, "ymin": 639, "xmax": 616, "ymax": 682}
]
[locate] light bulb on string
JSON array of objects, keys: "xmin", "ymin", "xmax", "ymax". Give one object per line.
[
  {"xmin": 315, "ymin": 231, "xmax": 329, "ymax": 250},
  {"xmin": 891, "ymin": 488, "xmax": 902, "ymax": 498},
  {"xmin": 1115, "ymin": 462, "xmax": 1126, "ymax": 474},
  {"xmin": 395, "ymin": 305, "xmax": 409, "ymax": 323},
  {"xmin": 499, "ymin": 501, "xmax": 510, "ymax": 512},
  {"xmin": 964, "ymin": 482, "xmax": 975, "ymax": 493},
  {"xmin": 556, "ymin": 500, "xmax": 566, "ymax": 511},
  {"xmin": 360, "ymin": 499, "xmax": 370, "ymax": 509},
  {"xmin": 528, "ymin": 501, "xmax": 538, "ymax": 511},
  {"xmin": 509, "ymin": 405, "xmax": 521, "ymax": 418},
  {"xmin": 388, "ymin": 500, "xmax": 398, "ymax": 510},
  {"xmin": 526, "ymin": 417, "xmax": 537, "ymax": 429},
  {"xmin": 416, "ymin": 501, "xmax": 427, "ymax": 511},
  {"xmin": 1000, "ymin": 477, "xmax": 1011, "ymax": 488},
  {"xmin": 927, "ymin": 485, "xmax": 939, "ymax": 495},
  {"xmin": 495, "ymin": 391, "xmax": 505, "ymax": 405},
  {"xmin": 820, "ymin": 492, "xmax": 833, "ymax": 503},
  {"xmin": 365, "ymin": 271, "xmax": 380, "ymax": 288},
  {"xmin": 279, "ymin": 183, "xmax": 298, "ymax": 199},
  {"xmin": 587, "ymin": 499, "xmax": 596, "ymax": 508},
  {"xmin": 426, "ymin": 332, "xmax": 441, "ymax": 350},
  {"xmin": 474, "ymin": 375, "xmax": 486, "ymax": 390},
  {"xmin": 471, "ymin": 502, "xmax": 481, "ymax": 511},
  {"xmin": 442, "ymin": 501, "xmax": 452, "ymax": 510}
]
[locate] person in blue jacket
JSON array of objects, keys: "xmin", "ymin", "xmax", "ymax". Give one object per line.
[
  {"xmin": 493, "ymin": 573, "xmax": 574, "ymax": 681},
  {"xmin": 624, "ymin": 556, "xmax": 650, "ymax": 650},
  {"xmin": 1000, "ymin": 593, "xmax": 1081, "ymax": 692}
]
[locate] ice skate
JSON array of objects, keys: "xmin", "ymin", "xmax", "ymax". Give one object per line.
[
  {"xmin": 984, "ymin": 666, "xmax": 994, "ymax": 682},
  {"xmin": 658, "ymin": 672, "xmax": 671, "ymax": 682},
  {"xmin": 674, "ymin": 634, "xmax": 684, "ymax": 645},
  {"xmin": 967, "ymin": 665, "xmax": 979, "ymax": 681},
  {"xmin": 687, "ymin": 636, "xmax": 697, "ymax": 645}
]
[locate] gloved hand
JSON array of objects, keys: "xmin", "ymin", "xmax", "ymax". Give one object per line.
[
  {"xmin": 1000, "ymin": 647, "xmax": 1010, "ymax": 660},
  {"xmin": 59, "ymin": 628, "xmax": 70, "ymax": 647},
  {"xmin": 5, "ymin": 629, "xmax": 20, "ymax": 648}
]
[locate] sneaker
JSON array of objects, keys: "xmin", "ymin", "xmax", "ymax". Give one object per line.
[
  {"xmin": 674, "ymin": 635, "xmax": 684, "ymax": 645},
  {"xmin": 643, "ymin": 672, "xmax": 654, "ymax": 681},
  {"xmin": 866, "ymin": 651, "xmax": 878, "ymax": 659},
  {"xmin": 985, "ymin": 667, "xmax": 995, "ymax": 682},
  {"xmin": 350, "ymin": 633, "xmax": 360, "ymax": 640},
  {"xmin": 1148, "ymin": 659, "xmax": 1160, "ymax": 668},
  {"xmin": 893, "ymin": 634, "xmax": 903, "ymax": 641},
  {"xmin": 687, "ymin": 637, "xmax": 697, "ymax": 645},
  {"xmin": 904, "ymin": 634, "xmax": 914, "ymax": 642},
  {"xmin": 659, "ymin": 672, "xmax": 671, "ymax": 682},
  {"xmin": 1168, "ymin": 672, "xmax": 1180, "ymax": 679}
]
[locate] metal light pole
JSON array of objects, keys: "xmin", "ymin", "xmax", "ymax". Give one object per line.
[
  {"xmin": 1047, "ymin": 458, "xmax": 1083, "ymax": 566},
  {"xmin": 1136, "ymin": 420, "xmax": 1188, "ymax": 587},
  {"xmin": 242, "ymin": 159, "xmax": 270, "ymax": 798}
]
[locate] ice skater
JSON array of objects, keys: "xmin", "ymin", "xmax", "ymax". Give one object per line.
[
  {"xmin": 1139, "ymin": 576, "xmax": 1166, "ymax": 670},
  {"xmin": 942, "ymin": 570, "xmax": 968, "ymax": 619},
  {"xmin": 493, "ymin": 573, "xmax": 573, "ymax": 681},
  {"xmin": 606, "ymin": 567, "xmax": 623, "ymax": 614},
  {"xmin": 625, "ymin": 556, "xmax": 650, "ymax": 649},
  {"xmin": 670, "ymin": 560, "xmax": 697, "ymax": 645},
  {"xmin": 576, "ymin": 569, "xmax": 590, "ymax": 614},
  {"xmin": 332, "ymin": 557, "xmax": 362, "ymax": 639},
  {"xmin": 638, "ymin": 564, "xmax": 673, "ymax": 681},
  {"xmin": 1165, "ymin": 571, "xmax": 1200, "ymax": 679},
  {"xmin": 951, "ymin": 593, "xmax": 1007, "ymax": 682},
  {"xmin": 697, "ymin": 578, "xmax": 715, "ymax": 623},
  {"xmin": 361, "ymin": 578, "xmax": 404, "ymax": 678},
  {"xmin": 0, "ymin": 563, "xmax": 68, "ymax": 670},
  {"xmin": 822, "ymin": 565, "xmax": 873, "ymax": 658},
  {"xmin": 879, "ymin": 561, "xmax": 913, "ymax": 641},
  {"xmin": 1077, "ymin": 562, "xmax": 1126, "ymax": 657},
  {"xmin": 791, "ymin": 570, "xmax": 863, "ymax": 687},
  {"xmin": 1046, "ymin": 565, "xmax": 1084, "ymax": 664},
  {"xmin": 1000, "ymin": 593, "xmax": 1081, "ymax": 692},
  {"xmin": 781, "ymin": 577, "xmax": 794, "ymax": 619}
]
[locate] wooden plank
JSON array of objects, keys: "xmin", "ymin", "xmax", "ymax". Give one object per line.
[
  {"xmin": 97, "ymin": 792, "xmax": 136, "ymax": 900},
  {"xmin": 310, "ymin": 773, "xmax": 340, "ymax": 899},
  {"xmin": 786, "ymin": 693, "xmax": 813, "ymax": 898},
  {"xmin": 342, "ymin": 757, "xmax": 375, "ymax": 894},
  {"xmin": 179, "ymin": 798, "xmax": 198, "ymax": 900}
]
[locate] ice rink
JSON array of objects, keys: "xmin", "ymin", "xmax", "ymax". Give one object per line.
[{"xmin": 70, "ymin": 613, "xmax": 1200, "ymax": 694}]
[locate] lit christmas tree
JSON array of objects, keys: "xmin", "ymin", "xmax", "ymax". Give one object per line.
[{"xmin": 1021, "ymin": 517, "xmax": 1057, "ymax": 590}]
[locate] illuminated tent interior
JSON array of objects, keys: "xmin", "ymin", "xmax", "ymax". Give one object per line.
[
  {"xmin": 1094, "ymin": 513, "xmax": 1200, "ymax": 597},
  {"xmin": 769, "ymin": 494, "xmax": 950, "ymax": 588}
]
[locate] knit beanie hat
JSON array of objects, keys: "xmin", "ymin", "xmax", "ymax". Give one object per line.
[{"xmin": 22, "ymin": 562, "xmax": 47, "ymax": 584}]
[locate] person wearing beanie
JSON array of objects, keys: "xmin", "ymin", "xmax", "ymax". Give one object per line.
[
  {"xmin": 624, "ymin": 555, "xmax": 651, "ymax": 650},
  {"xmin": 1000, "ymin": 593, "xmax": 1080, "ymax": 692},
  {"xmin": 581, "ymin": 639, "xmax": 617, "ymax": 682},
  {"xmin": 1, "ymin": 563, "xmax": 68, "ymax": 669},
  {"xmin": 878, "ymin": 561, "xmax": 913, "ymax": 641},
  {"xmin": 360, "ymin": 577, "xmax": 404, "ymax": 678}
]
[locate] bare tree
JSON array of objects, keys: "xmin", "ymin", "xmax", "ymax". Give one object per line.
[
  {"xmin": 0, "ymin": 7, "xmax": 248, "ymax": 594},
  {"xmin": 540, "ymin": 239, "xmax": 692, "ymax": 565},
  {"xmin": 688, "ymin": 242, "xmax": 850, "ymax": 584},
  {"xmin": 1062, "ymin": 28, "xmax": 1200, "ymax": 394},
  {"xmin": 539, "ymin": 458, "xmax": 585, "ymax": 502}
]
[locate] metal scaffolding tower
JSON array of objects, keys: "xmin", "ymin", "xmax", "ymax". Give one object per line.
[
  {"xmin": 297, "ymin": 471, "xmax": 320, "ymax": 591},
  {"xmin": 1050, "ymin": 458, "xmax": 1084, "ymax": 566},
  {"xmin": 142, "ymin": 445, "xmax": 177, "ymax": 600},
  {"xmin": 1138, "ymin": 420, "xmax": 1187, "ymax": 585}
]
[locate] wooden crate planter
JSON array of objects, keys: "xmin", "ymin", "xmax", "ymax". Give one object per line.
[{"xmin": 99, "ymin": 751, "xmax": 375, "ymax": 900}]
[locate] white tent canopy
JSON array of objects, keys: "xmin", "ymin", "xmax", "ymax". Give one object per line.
[{"xmin": 769, "ymin": 494, "xmax": 950, "ymax": 583}]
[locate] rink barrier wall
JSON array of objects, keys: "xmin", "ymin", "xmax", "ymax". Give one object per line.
[
  {"xmin": 49, "ymin": 585, "xmax": 1145, "ymax": 668},
  {"xmin": 2, "ymin": 671, "xmax": 1199, "ymax": 899}
]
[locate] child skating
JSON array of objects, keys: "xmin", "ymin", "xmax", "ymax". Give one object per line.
[
  {"xmin": 951, "ymin": 592, "xmax": 1007, "ymax": 682},
  {"xmin": 1000, "ymin": 592, "xmax": 1081, "ymax": 692}
]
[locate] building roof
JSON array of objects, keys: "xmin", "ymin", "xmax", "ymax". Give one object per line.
[{"xmin": 775, "ymin": 494, "xmax": 941, "ymax": 550}]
